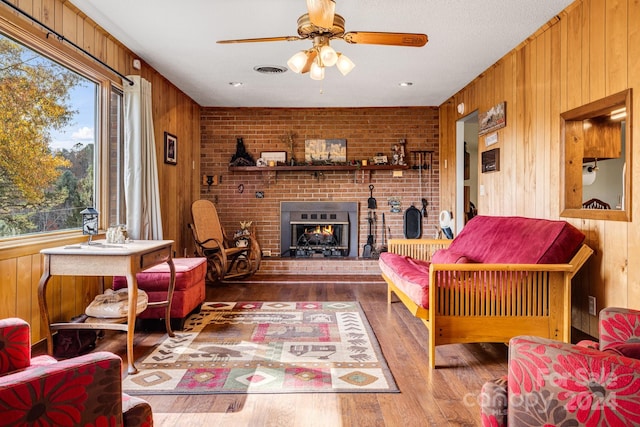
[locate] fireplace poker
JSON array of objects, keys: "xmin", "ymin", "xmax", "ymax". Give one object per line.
[{"xmin": 379, "ymin": 213, "xmax": 388, "ymax": 253}]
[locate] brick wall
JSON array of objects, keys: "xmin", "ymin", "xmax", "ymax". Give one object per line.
[{"xmin": 200, "ymin": 107, "xmax": 440, "ymax": 265}]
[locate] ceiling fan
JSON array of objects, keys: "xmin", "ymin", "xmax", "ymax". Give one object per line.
[{"xmin": 217, "ymin": 0, "xmax": 428, "ymax": 80}]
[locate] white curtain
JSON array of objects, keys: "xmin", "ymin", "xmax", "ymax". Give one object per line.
[{"xmin": 123, "ymin": 75, "xmax": 163, "ymax": 240}]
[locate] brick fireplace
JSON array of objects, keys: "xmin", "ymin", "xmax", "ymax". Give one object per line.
[{"xmin": 199, "ymin": 106, "xmax": 440, "ymax": 275}]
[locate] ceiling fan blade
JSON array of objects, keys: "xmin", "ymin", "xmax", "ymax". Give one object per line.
[
  {"xmin": 306, "ymin": 0, "xmax": 336, "ymax": 28},
  {"xmin": 343, "ymin": 32, "xmax": 428, "ymax": 47},
  {"xmin": 217, "ymin": 36, "xmax": 303, "ymax": 44}
]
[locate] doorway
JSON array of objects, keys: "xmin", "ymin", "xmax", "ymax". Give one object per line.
[{"xmin": 456, "ymin": 111, "xmax": 478, "ymax": 235}]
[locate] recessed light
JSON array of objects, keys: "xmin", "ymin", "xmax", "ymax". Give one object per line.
[
  {"xmin": 399, "ymin": 82, "xmax": 413, "ymax": 87},
  {"xmin": 229, "ymin": 82, "xmax": 243, "ymax": 87}
]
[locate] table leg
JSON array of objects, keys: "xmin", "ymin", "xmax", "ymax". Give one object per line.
[
  {"xmin": 125, "ymin": 271, "xmax": 138, "ymax": 374},
  {"xmin": 164, "ymin": 258, "xmax": 176, "ymax": 337},
  {"xmin": 37, "ymin": 255, "xmax": 53, "ymax": 355}
]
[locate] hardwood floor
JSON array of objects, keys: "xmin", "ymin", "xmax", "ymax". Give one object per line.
[{"xmin": 94, "ymin": 276, "xmax": 509, "ymax": 426}]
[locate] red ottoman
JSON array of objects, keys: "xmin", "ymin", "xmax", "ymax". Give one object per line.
[{"xmin": 113, "ymin": 257, "xmax": 206, "ymax": 328}]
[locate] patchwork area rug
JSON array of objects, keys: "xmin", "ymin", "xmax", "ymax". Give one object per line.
[{"xmin": 122, "ymin": 301, "xmax": 398, "ymax": 394}]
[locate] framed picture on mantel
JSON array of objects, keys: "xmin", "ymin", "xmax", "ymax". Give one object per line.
[
  {"xmin": 261, "ymin": 151, "xmax": 287, "ymax": 165},
  {"xmin": 304, "ymin": 139, "xmax": 347, "ymax": 163}
]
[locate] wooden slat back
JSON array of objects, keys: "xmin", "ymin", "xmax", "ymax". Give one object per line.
[
  {"xmin": 431, "ymin": 269, "xmax": 554, "ymax": 317},
  {"xmin": 387, "ymin": 239, "xmax": 451, "ymax": 261}
]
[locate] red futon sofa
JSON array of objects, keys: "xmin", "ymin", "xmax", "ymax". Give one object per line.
[{"xmin": 379, "ymin": 215, "xmax": 593, "ymax": 368}]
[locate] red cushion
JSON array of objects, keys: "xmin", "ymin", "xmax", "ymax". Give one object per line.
[
  {"xmin": 431, "ymin": 249, "xmax": 473, "ymax": 264},
  {"xmin": 379, "ymin": 252, "xmax": 431, "ymax": 308},
  {"xmin": 447, "ymin": 215, "xmax": 585, "ymax": 264},
  {"xmin": 113, "ymin": 257, "xmax": 206, "ymax": 319},
  {"xmin": 113, "ymin": 257, "xmax": 206, "ymax": 292}
]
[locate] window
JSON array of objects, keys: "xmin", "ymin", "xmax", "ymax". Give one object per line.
[
  {"xmin": 561, "ymin": 89, "xmax": 632, "ymax": 222},
  {"xmin": 0, "ymin": 29, "xmax": 123, "ymax": 239},
  {"xmin": 108, "ymin": 88, "xmax": 126, "ymax": 226}
]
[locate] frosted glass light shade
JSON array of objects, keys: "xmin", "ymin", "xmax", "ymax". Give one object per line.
[
  {"xmin": 336, "ymin": 53, "xmax": 355, "ymax": 76},
  {"xmin": 287, "ymin": 51, "xmax": 309, "ymax": 73},
  {"xmin": 320, "ymin": 45, "xmax": 338, "ymax": 67},
  {"xmin": 310, "ymin": 61, "xmax": 325, "ymax": 80}
]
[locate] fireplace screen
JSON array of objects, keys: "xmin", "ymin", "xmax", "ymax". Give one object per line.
[
  {"xmin": 281, "ymin": 201, "xmax": 358, "ymax": 258},
  {"xmin": 290, "ymin": 211, "xmax": 349, "ymax": 257}
]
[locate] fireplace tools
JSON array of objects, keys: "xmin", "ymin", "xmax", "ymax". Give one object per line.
[
  {"xmin": 363, "ymin": 210, "xmax": 374, "ymax": 258},
  {"xmin": 367, "ymin": 185, "xmax": 377, "ymax": 209},
  {"xmin": 379, "ymin": 213, "xmax": 388, "ymax": 253}
]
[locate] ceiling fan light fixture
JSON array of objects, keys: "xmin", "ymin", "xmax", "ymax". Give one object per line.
[
  {"xmin": 336, "ymin": 53, "xmax": 355, "ymax": 76},
  {"xmin": 320, "ymin": 44, "xmax": 338, "ymax": 67},
  {"xmin": 287, "ymin": 51, "xmax": 309, "ymax": 74},
  {"xmin": 310, "ymin": 61, "xmax": 325, "ymax": 80}
]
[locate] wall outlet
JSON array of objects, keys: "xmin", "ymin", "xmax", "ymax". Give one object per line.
[{"xmin": 588, "ymin": 296, "xmax": 597, "ymax": 316}]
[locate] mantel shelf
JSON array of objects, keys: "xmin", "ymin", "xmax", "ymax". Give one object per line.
[
  {"xmin": 227, "ymin": 164, "xmax": 411, "ymax": 184},
  {"xmin": 228, "ymin": 164, "xmax": 410, "ymax": 172}
]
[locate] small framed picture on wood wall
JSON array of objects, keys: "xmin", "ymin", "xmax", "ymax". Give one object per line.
[{"xmin": 164, "ymin": 132, "xmax": 177, "ymax": 165}]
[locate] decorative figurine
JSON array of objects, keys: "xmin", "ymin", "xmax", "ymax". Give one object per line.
[
  {"xmin": 229, "ymin": 137, "xmax": 256, "ymax": 166},
  {"xmin": 391, "ymin": 144, "xmax": 400, "ymax": 165},
  {"xmin": 398, "ymin": 139, "xmax": 406, "ymax": 165}
]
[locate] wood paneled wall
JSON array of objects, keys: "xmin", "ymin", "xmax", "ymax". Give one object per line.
[
  {"xmin": 0, "ymin": 0, "xmax": 201, "ymax": 343},
  {"xmin": 439, "ymin": 0, "xmax": 640, "ymax": 336}
]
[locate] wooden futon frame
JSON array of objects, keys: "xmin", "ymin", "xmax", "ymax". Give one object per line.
[{"xmin": 383, "ymin": 238, "xmax": 594, "ymax": 368}]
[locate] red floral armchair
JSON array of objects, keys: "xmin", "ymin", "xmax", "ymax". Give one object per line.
[
  {"xmin": 480, "ymin": 307, "xmax": 640, "ymax": 426},
  {"xmin": 0, "ymin": 318, "xmax": 153, "ymax": 426}
]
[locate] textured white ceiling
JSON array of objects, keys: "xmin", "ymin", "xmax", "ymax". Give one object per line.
[{"xmin": 69, "ymin": 0, "xmax": 574, "ymax": 108}]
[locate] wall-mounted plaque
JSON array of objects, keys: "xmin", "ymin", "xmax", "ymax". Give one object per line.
[{"xmin": 481, "ymin": 148, "xmax": 500, "ymax": 173}]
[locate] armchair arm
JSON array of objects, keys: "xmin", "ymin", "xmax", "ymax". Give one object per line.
[
  {"xmin": 188, "ymin": 223, "xmax": 224, "ymax": 252},
  {"xmin": 598, "ymin": 307, "xmax": 640, "ymax": 350},
  {"xmin": 0, "ymin": 352, "xmax": 125, "ymax": 426},
  {"xmin": 480, "ymin": 376, "xmax": 508, "ymax": 427},
  {"xmin": 506, "ymin": 335, "xmax": 640, "ymax": 426},
  {"xmin": 0, "ymin": 318, "xmax": 30, "ymax": 374}
]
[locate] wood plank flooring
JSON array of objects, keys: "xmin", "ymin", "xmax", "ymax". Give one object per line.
[{"xmin": 86, "ymin": 276, "xmax": 510, "ymax": 426}]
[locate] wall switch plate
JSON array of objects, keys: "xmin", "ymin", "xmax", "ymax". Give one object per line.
[{"xmin": 588, "ymin": 296, "xmax": 597, "ymax": 316}]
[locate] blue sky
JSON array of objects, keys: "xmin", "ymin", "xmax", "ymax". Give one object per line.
[{"xmin": 49, "ymin": 81, "xmax": 97, "ymax": 151}]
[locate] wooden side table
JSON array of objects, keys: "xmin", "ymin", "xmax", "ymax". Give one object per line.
[{"xmin": 38, "ymin": 239, "xmax": 176, "ymax": 374}]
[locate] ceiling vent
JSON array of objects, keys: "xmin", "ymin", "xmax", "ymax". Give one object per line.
[{"xmin": 253, "ymin": 65, "xmax": 288, "ymax": 74}]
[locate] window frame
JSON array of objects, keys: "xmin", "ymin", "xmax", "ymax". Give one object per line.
[{"xmin": 0, "ymin": 13, "xmax": 124, "ymax": 246}]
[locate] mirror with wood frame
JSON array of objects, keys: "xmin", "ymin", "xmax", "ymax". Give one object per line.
[{"xmin": 561, "ymin": 89, "xmax": 632, "ymax": 222}]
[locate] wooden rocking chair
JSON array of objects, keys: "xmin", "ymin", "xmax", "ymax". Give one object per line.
[{"xmin": 189, "ymin": 199, "xmax": 261, "ymax": 282}]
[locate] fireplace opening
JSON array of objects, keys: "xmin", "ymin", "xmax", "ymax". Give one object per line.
[
  {"xmin": 290, "ymin": 211, "xmax": 349, "ymax": 257},
  {"xmin": 281, "ymin": 202, "xmax": 358, "ymax": 258}
]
